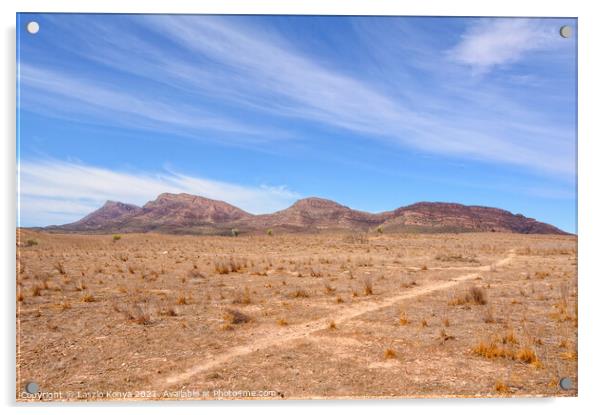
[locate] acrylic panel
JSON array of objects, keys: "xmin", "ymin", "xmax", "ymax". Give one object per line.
[{"xmin": 16, "ymin": 14, "xmax": 577, "ymax": 401}]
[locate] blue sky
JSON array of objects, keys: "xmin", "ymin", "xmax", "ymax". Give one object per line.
[{"xmin": 17, "ymin": 14, "xmax": 577, "ymax": 232}]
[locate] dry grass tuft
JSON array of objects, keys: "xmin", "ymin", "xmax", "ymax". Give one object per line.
[
  {"xmin": 81, "ymin": 293, "xmax": 96, "ymax": 303},
  {"xmin": 515, "ymin": 347, "xmax": 540, "ymax": 365},
  {"xmin": 449, "ymin": 285, "xmax": 488, "ymax": 306},
  {"xmin": 383, "ymin": 348, "xmax": 397, "ymax": 359},
  {"xmin": 126, "ymin": 304, "xmax": 153, "ymax": 325},
  {"xmin": 399, "ymin": 310, "xmax": 410, "ymax": 325},
  {"xmin": 362, "ymin": 277, "xmax": 373, "ymax": 295},
  {"xmin": 223, "ymin": 308, "xmax": 251, "ymax": 325},
  {"xmin": 495, "ymin": 380, "xmax": 509, "ymax": 393},
  {"xmin": 289, "ymin": 288, "xmax": 310, "ymax": 299},
  {"xmin": 214, "ymin": 257, "xmax": 247, "ymax": 275},
  {"xmin": 232, "ymin": 287, "xmax": 252, "ymax": 305},
  {"xmin": 54, "ymin": 262, "xmax": 66, "ymax": 275}
]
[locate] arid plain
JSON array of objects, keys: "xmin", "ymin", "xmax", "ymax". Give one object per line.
[{"xmin": 16, "ymin": 229, "xmax": 577, "ymax": 400}]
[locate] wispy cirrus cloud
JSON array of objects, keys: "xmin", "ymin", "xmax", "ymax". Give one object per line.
[
  {"xmin": 18, "ymin": 159, "xmax": 300, "ymax": 226},
  {"xmin": 447, "ymin": 18, "xmax": 562, "ymax": 73},
  {"xmin": 19, "ymin": 15, "xmax": 576, "ymax": 178}
]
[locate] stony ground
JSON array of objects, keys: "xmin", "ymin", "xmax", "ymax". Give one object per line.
[{"xmin": 16, "ymin": 230, "xmax": 577, "ymax": 400}]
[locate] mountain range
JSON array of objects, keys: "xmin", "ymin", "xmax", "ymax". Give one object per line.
[{"xmin": 44, "ymin": 193, "xmax": 568, "ymax": 235}]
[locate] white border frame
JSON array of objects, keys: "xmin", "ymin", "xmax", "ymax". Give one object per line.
[{"xmin": 3, "ymin": 1, "xmax": 600, "ymax": 414}]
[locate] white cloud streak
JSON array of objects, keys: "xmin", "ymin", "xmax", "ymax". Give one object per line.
[
  {"xmin": 19, "ymin": 16, "xmax": 576, "ymax": 178},
  {"xmin": 448, "ymin": 19, "xmax": 560, "ymax": 73},
  {"xmin": 18, "ymin": 160, "xmax": 300, "ymax": 226}
]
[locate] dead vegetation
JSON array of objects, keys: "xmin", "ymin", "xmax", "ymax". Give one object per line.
[{"xmin": 449, "ymin": 286, "xmax": 487, "ymax": 306}]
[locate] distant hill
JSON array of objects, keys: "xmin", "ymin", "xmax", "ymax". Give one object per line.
[{"xmin": 44, "ymin": 193, "xmax": 569, "ymax": 235}]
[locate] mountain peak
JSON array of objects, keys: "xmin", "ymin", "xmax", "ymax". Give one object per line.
[
  {"xmin": 51, "ymin": 193, "xmax": 568, "ymax": 235},
  {"xmin": 291, "ymin": 197, "xmax": 347, "ymax": 210}
]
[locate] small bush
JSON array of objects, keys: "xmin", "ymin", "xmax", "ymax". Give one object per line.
[
  {"xmin": 469, "ymin": 286, "xmax": 487, "ymax": 305},
  {"xmin": 232, "ymin": 287, "xmax": 252, "ymax": 305},
  {"xmin": 289, "ymin": 288, "xmax": 310, "ymax": 298},
  {"xmin": 266, "ymin": 229, "xmax": 273, "ymax": 236},
  {"xmin": 25, "ymin": 239, "xmax": 38, "ymax": 247},
  {"xmin": 399, "ymin": 310, "xmax": 410, "ymax": 325},
  {"xmin": 231, "ymin": 228, "xmax": 239, "ymax": 237},
  {"xmin": 383, "ymin": 348, "xmax": 397, "ymax": 359},
  {"xmin": 81, "ymin": 293, "xmax": 95, "ymax": 303},
  {"xmin": 54, "ymin": 262, "xmax": 66, "ymax": 275},
  {"xmin": 127, "ymin": 304, "xmax": 153, "ymax": 325},
  {"xmin": 187, "ymin": 268, "xmax": 205, "ymax": 279},
  {"xmin": 362, "ymin": 278, "xmax": 373, "ymax": 295},
  {"xmin": 32, "ymin": 284, "xmax": 43, "ymax": 297},
  {"xmin": 223, "ymin": 308, "xmax": 251, "ymax": 325},
  {"xmin": 495, "ymin": 380, "xmax": 509, "ymax": 393},
  {"xmin": 112, "ymin": 234, "xmax": 122, "ymax": 242},
  {"xmin": 449, "ymin": 286, "xmax": 488, "ymax": 306},
  {"xmin": 214, "ymin": 257, "xmax": 247, "ymax": 274}
]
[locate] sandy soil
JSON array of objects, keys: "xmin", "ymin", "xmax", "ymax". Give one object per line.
[{"xmin": 16, "ymin": 230, "xmax": 577, "ymax": 400}]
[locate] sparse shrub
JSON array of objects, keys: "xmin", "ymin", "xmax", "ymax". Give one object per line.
[
  {"xmin": 310, "ymin": 268, "xmax": 323, "ymax": 278},
  {"xmin": 335, "ymin": 296, "xmax": 344, "ymax": 304},
  {"xmin": 329, "ymin": 321, "xmax": 337, "ymax": 330},
  {"xmin": 276, "ymin": 318, "xmax": 288, "ymax": 326},
  {"xmin": 231, "ymin": 228, "xmax": 239, "ymax": 237},
  {"xmin": 214, "ymin": 257, "xmax": 247, "ymax": 274},
  {"xmin": 560, "ymin": 350, "xmax": 577, "ymax": 361},
  {"xmin": 25, "ymin": 239, "xmax": 38, "ymax": 247},
  {"xmin": 17, "ymin": 291, "xmax": 24, "ymax": 302},
  {"xmin": 176, "ymin": 295, "xmax": 188, "ymax": 305},
  {"xmin": 289, "ymin": 288, "xmax": 310, "ymax": 298},
  {"xmin": 267, "ymin": 229, "xmax": 273, "ymax": 236},
  {"xmin": 54, "ymin": 262, "xmax": 66, "ymax": 275},
  {"xmin": 501, "ymin": 328, "xmax": 518, "ymax": 345},
  {"xmin": 495, "ymin": 380, "xmax": 509, "ymax": 393},
  {"xmin": 439, "ymin": 328, "xmax": 454, "ymax": 342},
  {"xmin": 75, "ymin": 279, "xmax": 86, "ymax": 291},
  {"xmin": 362, "ymin": 277, "xmax": 373, "ymax": 295},
  {"xmin": 187, "ymin": 268, "xmax": 205, "ymax": 279},
  {"xmin": 127, "ymin": 304, "xmax": 153, "ymax": 325},
  {"xmin": 32, "ymin": 284, "xmax": 42, "ymax": 297},
  {"xmin": 112, "ymin": 234, "xmax": 122, "ymax": 243},
  {"xmin": 515, "ymin": 347, "xmax": 540, "ymax": 365},
  {"xmin": 223, "ymin": 308, "xmax": 251, "ymax": 325},
  {"xmin": 342, "ymin": 233, "xmax": 369, "ymax": 244},
  {"xmin": 483, "ymin": 307, "xmax": 495, "ymax": 323},
  {"xmin": 232, "ymin": 287, "xmax": 252, "ymax": 305},
  {"xmin": 399, "ymin": 310, "xmax": 410, "ymax": 325},
  {"xmin": 383, "ymin": 348, "xmax": 397, "ymax": 359},
  {"xmin": 376, "ymin": 225, "xmax": 384, "ymax": 234},
  {"xmin": 449, "ymin": 285, "xmax": 487, "ymax": 306},
  {"xmin": 435, "ymin": 253, "xmax": 478, "ymax": 263},
  {"xmin": 81, "ymin": 293, "xmax": 95, "ymax": 303},
  {"xmin": 421, "ymin": 265, "xmax": 428, "ymax": 271},
  {"xmin": 324, "ymin": 283, "xmax": 336, "ymax": 295},
  {"xmin": 472, "ymin": 340, "xmax": 512, "ymax": 359},
  {"xmin": 421, "ymin": 318, "xmax": 429, "ymax": 327}
]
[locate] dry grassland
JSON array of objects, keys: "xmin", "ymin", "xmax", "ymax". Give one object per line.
[{"xmin": 16, "ymin": 230, "xmax": 577, "ymax": 400}]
